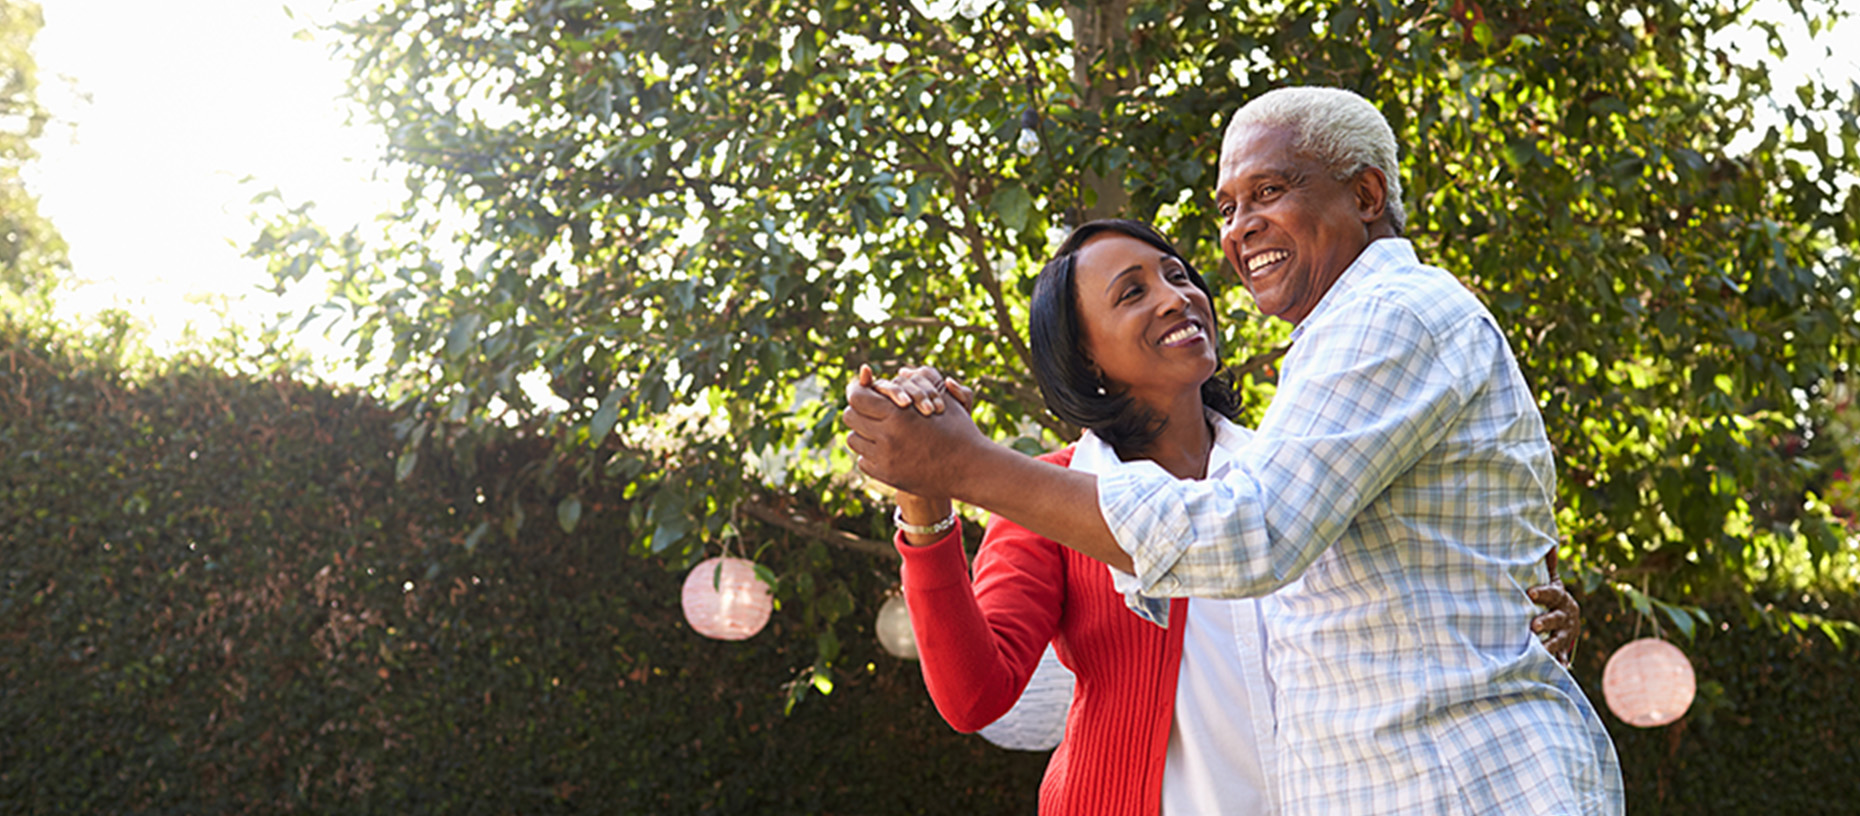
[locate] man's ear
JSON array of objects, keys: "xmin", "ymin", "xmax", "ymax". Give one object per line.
[{"xmin": 1353, "ymin": 166, "xmax": 1390, "ymax": 225}]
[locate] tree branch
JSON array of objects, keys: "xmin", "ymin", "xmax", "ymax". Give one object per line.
[
  {"xmin": 1229, "ymin": 344, "xmax": 1289, "ymax": 383},
  {"xmin": 954, "ymin": 188, "xmax": 1037, "ymax": 374},
  {"xmin": 739, "ymin": 500, "xmax": 899, "ymax": 561},
  {"xmin": 856, "ymin": 316, "xmax": 998, "ymax": 336}
]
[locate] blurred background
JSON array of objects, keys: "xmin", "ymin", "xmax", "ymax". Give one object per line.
[{"xmin": 4, "ymin": 0, "xmax": 1858, "ymax": 812}]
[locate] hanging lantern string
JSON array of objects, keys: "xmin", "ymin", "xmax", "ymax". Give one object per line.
[{"xmin": 1624, "ymin": 574, "xmax": 1668, "ymax": 643}]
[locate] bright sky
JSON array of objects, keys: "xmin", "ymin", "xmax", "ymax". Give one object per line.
[
  {"xmin": 18, "ymin": 1, "xmax": 1857, "ymax": 386},
  {"xmin": 25, "ymin": 0, "xmax": 395, "ymax": 378}
]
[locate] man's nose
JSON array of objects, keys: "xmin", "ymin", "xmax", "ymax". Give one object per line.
[
  {"xmin": 1236, "ymin": 209, "xmax": 1266, "ymax": 246},
  {"xmin": 1221, "ymin": 209, "xmax": 1265, "ymax": 254}
]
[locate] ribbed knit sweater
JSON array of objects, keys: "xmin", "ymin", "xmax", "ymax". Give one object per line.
[{"xmin": 896, "ymin": 448, "xmax": 1188, "ymax": 816}]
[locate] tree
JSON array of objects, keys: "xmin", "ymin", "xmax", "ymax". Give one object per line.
[
  {"xmin": 0, "ymin": 0, "xmax": 67, "ymax": 294},
  {"xmin": 251, "ymin": 0, "xmax": 1860, "ymax": 689}
]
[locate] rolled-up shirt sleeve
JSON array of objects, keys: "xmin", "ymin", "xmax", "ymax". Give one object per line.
[{"xmin": 1099, "ymin": 295, "xmax": 1485, "ymax": 605}]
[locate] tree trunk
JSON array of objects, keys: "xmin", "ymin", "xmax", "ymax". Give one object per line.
[{"xmin": 1066, "ymin": 0, "xmax": 1132, "ymax": 222}]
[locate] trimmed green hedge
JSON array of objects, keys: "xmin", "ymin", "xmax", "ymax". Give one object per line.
[
  {"xmin": 1575, "ymin": 589, "xmax": 1860, "ymax": 815},
  {"xmin": 3, "ymin": 320, "xmax": 1856, "ymax": 813},
  {"xmin": 0, "ymin": 323, "xmax": 1045, "ymax": 814}
]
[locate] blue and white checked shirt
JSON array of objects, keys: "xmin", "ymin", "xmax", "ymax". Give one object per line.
[{"xmin": 1098, "ymin": 238, "xmax": 1624, "ymax": 816}]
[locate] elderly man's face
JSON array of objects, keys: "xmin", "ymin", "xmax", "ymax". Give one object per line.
[{"xmin": 1214, "ymin": 125, "xmax": 1379, "ymax": 325}]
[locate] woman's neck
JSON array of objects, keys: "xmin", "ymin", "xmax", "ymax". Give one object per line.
[{"xmin": 1116, "ymin": 390, "xmax": 1214, "ymax": 480}]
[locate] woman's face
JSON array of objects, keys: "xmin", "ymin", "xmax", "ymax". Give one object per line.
[{"xmin": 1071, "ymin": 232, "xmax": 1219, "ymax": 411}]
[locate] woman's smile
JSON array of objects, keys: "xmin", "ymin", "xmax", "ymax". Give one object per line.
[
  {"xmin": 1071, "ymin": 232, "xmax": 1220, "ymax": 406},
  {"xmin": 1158, "ymin": 319, "xmax": 1206, "ymax": 347}
]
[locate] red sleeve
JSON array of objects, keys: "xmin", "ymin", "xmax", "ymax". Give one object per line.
[{"xmin": 895, "ymin": 450, "xmax": 1072, "ymax": 733}]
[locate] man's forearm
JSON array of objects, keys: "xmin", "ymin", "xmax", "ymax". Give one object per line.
[{"xmin": 946, "ymin": 441, "xmax": 1133, "ymax": 573}]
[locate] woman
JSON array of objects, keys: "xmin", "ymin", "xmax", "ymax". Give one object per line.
[{"xmin": 869, "ymin": 220, "xmax": 1579, "ymax": 815}]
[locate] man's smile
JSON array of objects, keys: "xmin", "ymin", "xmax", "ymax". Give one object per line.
[{"xmin": 1245, "ymin": 248, "xmax": 1289, "ymax": 277}]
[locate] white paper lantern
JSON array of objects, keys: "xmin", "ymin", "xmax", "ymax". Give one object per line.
[
  {"xmin": 876, "ymin": 594, "xmax": 918, "ymax": 659},
  {"xmin": 979, "ymin": 644, "xmax": 1076, "ymax": 751},
  {"xmin": 681, "ymin": 557, "xmax": 773, "ymax": 640},
  {"xmin": 1602, "ymin": 637, "xmax": 1696, "ymax": 727}
]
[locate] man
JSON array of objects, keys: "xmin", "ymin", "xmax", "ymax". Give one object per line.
[{"xmin": 843, "ymin": 87, "xmax": 1623, "ymax": 815}]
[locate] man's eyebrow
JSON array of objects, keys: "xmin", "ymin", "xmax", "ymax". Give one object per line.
[
  {"xmin": 1247, "ymin": 165, "xmax": 1299, "ymax": 183},
  {"xmin": 1215, "ymin": 166, "xmax": 1297, "ymax": 202},
  {"xmin": 1102, "ymin": 263, "xmax": 1146, "ymax": 295}
]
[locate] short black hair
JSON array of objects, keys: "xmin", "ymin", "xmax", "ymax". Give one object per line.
[{"xmin": 1028, "ymin": 219, "xmax": 1240, "ymax": 454}]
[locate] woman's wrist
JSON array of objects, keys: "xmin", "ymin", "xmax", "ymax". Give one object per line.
[{"xmin": 894, "ymin": 493, "xmax": 954, "ymax": 547}]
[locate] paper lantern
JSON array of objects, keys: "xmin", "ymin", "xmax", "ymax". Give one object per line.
[
  {"xmin": 876, "ymin": 594, "xmax": 918, "ymax": 659},
  {"xmin": 1602, "ymin": 637, "xmax": 1696, "ymax": 727},
  {"xmin": 979, "ymin": 644, "xmax": 1076, "ymax": 751},
  {"xmin": 681, "ymin": 557, "xmax": 773, "ymax": 640}
]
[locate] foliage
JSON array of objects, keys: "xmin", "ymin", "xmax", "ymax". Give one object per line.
[
  {"xmin": 0, "ymin": 312, "xmax": 1047, "ymax": 814},
  {"xmin": 0, "ymin": 0, "xmax": 68, "ymax": 293},
  {"xmin": 247, "ymin": 0, "xmax": 1860, "ymax": 682},
  {"xmin": 1575, "ymin": 586, "xmax": 1860, "ymax": 815},
  {"xmin": 8, "ymin": 311, "xmax": 1860, "ymax": 814}
]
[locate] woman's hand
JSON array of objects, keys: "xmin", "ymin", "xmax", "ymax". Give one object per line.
[
  {"xmin": 870, "ymin": 365, "xmax": 974, "ymax": 417},
  {"xmin": 856, "ymin": 365, "xmax": 961, "ymax": 547},
  {"xmin": 1525, "ymin": 581, "xmax": 1580, "ymax": 666}
]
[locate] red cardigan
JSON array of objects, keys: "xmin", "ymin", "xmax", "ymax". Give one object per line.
[{"xmin": 896, "ymin": 448, "xmax": 1188, "ymax": 816}]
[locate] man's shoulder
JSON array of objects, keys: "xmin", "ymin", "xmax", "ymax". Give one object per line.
[{"xmin": 1332, "ymin": 248, "xmax": 1491, "ymax": 335}]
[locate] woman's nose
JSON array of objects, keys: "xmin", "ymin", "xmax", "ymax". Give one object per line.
[{"xmin": 1156, "ymin": 283, "xmax": 1191, "ymax": 314}]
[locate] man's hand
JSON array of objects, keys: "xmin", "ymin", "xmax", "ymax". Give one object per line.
[{"xmin": 843, "ymin": 364, "xmax": 989, "ymax": 500}]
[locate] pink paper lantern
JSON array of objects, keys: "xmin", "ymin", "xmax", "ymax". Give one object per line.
[
  {"xmin": 1602, "ymin": 637, "xmax": 1696, "ymax": 727},
  {"xmin": 681, "ymin": 557, "xmax": 773, "ymax": 640}
]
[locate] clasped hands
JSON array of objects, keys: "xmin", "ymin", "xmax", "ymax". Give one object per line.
[
  {"xmin": 840, "ymin": 363, "xmax": 1581, "ymax": 663},
  {"xmin": 841, "ymin": 364, "xmax": 981, "ymax": 503}
]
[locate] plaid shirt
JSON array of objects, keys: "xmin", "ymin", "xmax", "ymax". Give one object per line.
[{"xmin": 1098, "ymin": 238, "xmax": 1624, "ymax": 815}]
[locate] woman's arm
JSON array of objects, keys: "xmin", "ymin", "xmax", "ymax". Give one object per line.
[
  {"xmin": 897, "ymin": 514, "xmax": 1069, "ymax": 732},
  {"xmin": 1526, "ymin": 550, "xmax": 1580, "ymax": 665}
]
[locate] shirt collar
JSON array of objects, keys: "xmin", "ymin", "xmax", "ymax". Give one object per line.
[
  {"xmin": 1288, "ymin": 236, "xmax": 1415, "ymax": 342},
  {"xmin": 1069, "ymin": 413, "xmax": 1254, "ymax": 478}
]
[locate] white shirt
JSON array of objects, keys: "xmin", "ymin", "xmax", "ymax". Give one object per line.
[{"xmin": 1073, "ymin": 417, "xmax": 1280, "ymax": 816}]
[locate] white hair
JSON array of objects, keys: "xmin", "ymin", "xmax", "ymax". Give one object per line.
[{"xmin": 1223, "ymin": 86, "xmax": 1407, "ymax": 232}]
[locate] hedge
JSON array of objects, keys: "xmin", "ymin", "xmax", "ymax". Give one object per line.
[{"xmin": 2, "ymin": 319, "xmax": 1855, "ymax": 813}]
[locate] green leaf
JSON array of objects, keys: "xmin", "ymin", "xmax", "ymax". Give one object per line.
[
  {"xmin": 556, "ymin": 495, "xmax": 583, "ymax": 534},
  {"xmin": 1655, "ymin": 600, "xmax": 1698, "ymax": 641},
  {"xmin": 991, "ymin": 183, "xmax": 1032, "ymax": 233},
  {"xmin": 463, "ymin": 522, "xmax": 491, "ymax": 552},
  {"xmin": 589, "ymin": 388, "xmax": 625, "ymax": 448},
  {"xmin": 395, "ymin": 449, "xmax": 419, "ymax": 482},
  {"xmin": 445, "ymin": 313, "xmax": 482, "ymax": 357}
]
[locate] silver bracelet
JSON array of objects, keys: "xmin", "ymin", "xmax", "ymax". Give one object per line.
[{"xmin": 893, "ymin": 506, "xmax": 958, "ymax": 537}]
